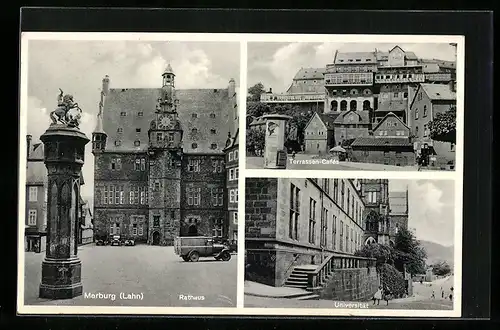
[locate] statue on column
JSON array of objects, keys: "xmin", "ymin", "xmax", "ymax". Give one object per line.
[{"xmin": 50, "ymin": 89, "xmax": 83, "ymax": 128}]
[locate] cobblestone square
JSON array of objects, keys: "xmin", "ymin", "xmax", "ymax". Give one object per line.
[{"xmin": 24, "ymin": 244, "xmax": 237, "ymax": 307}]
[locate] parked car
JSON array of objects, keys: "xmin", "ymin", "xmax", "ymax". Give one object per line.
[
  {"xmin": 124, "ymin": 239, "xmax": 135, "ymax": 246},
  {"xmin": 110, "ymin": 235, "xmax": 122, "ymax": 246},
  {"xmin": 174, "ymin": 236, "xmax": 232, "ymax": 262},
  {"xmin": 96, "ymin": 238, "xmax": 109, "ymax": 246}
]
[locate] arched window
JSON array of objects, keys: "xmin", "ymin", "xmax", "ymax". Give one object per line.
[
  {"xmin": 365, "ymin": 237, "xmax": 376, "ymax": 245},
  {"xmin": 350, "ymin": 89, "xmax": 358, "ymax": 95},
  {"xmin": 340, "ymin": 100, "xmax": 347, "ymax": 111},
  {"xmin": 350, "ymin": 100, "xmax": 357, "ymax": 111},
  {"xmin": 331, "ymin": 100, "xmax": 338, "ymax": 111},
  {"xmin": 363, "ymin": 100, "xmax": 371, "ymax": 110}
]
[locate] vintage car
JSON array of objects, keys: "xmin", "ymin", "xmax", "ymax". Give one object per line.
[
  {"xmin": 174, "ymin": 236, "xmax": 232, "ymax": 262},
  {"xmin": 110, "ymin": 235, "xmax": 122, "ymax": 246},
  {"xmin": 124, "ymin": 238, "xmax": 135, "ymax": 246},
  {"xmin": 96, "ymin": 239, "xmax": 109, "ymax": 246}
]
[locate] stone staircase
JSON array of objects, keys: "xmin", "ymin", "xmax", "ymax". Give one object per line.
[{"xmin": 283, "ymin": 265, "xmax": 321, "ymax": 300}]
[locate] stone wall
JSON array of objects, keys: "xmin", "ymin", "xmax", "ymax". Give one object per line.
[
  {"xmin": 351, "ymin": 149, "xmax": 415, "ymax": 166},
  {"xmin": 318, "ymin": 266, "xmax": 380, "ymax": 301},
  {"xmin": 245, "ymin": 178, "xmax": 278, "ymax": 239}
]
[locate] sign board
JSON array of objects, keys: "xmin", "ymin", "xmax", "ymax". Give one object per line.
[{"xmin": 276, "ymin": 149, "xmax": 287, "ymax": 167}]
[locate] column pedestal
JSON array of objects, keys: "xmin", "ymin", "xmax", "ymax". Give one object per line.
[
  {"xmin": 262, "ymin": 114, "xmax": 292, "ymax": 169},
  {"xmin": 38, "ymin": 124, "xmax": 89, "ymax": 300}
]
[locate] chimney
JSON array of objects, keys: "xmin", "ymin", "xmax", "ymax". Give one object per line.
[
  {"xmin": 228, "ymin": 78, "xmax": 236, "ymax": 97},
  {"xmin": 102, "ymin": 75, "xmax": 110, "ymax": 95},
  {"xmin": 26, "ymin": 135, "xmax": 32, "ymax": 161},
  {"xmin": 448, "ymin": 80, "xmax": 456, "ymax": 93}
]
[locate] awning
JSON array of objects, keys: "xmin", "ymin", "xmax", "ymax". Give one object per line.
[{"xmin": 330, "ymin": 146, "xmax": 346, "ymax": 153}]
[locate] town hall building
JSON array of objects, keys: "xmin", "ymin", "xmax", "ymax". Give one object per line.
[{"xmin": 92, "ymin": 64, "xmax": 238, "ymax": 246}]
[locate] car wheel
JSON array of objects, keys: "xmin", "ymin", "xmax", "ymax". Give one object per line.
[
  {"xmin": 221, "ymin": 251, "xmax": 231, "ymax": 261},
  {"xmin": 189, "ymin": 251, "xmax": 200, "ymax": 262},
  {"xmin": 182, "ymin": 256, "xmax": 189, "ymax": 262}
]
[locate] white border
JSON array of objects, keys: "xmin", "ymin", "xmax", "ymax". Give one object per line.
[{"xmin": 18, "ymin": 32, "xmax": 464, "ymax": 318}]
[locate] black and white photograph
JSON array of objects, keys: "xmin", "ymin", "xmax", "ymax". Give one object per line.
[
  {"xmin": 244, "ymin": 178, "xmax": 459, "ymax": 315},
  {"xmin": 19, "ymin": 35, "xmax": 240, "ymax": 310},
  {"xmin": 246, "ymin": 41, "xmax": 460, "ymax": 172}
]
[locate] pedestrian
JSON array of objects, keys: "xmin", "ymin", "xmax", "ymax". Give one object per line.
[
  {"xmin": 449, "ymin": 286, "xmax": 454, "ymax": 301},
  {"xmin": 383, "ymin": 287, "xmax": 392, "ymax": 306},
  {"xmin": 373, "ymin": 286, "xmax": 383, "ymax": 305},
  {"xmin": 431, "ymin": 290, "xmax": 435, "ymax": 299},
  {"xmin": 441, "ymin": 289, "xmax": 444, "ymax": 299}
]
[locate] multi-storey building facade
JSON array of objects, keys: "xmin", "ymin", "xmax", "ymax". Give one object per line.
[
  {"xmin": 358, "ymin": 179, "xmax": 408, "ymax": 245},
  {"xmin": 359, "ymin": 179, "xmax": 391, "ymax": 245},
  {"xmin": 324, "ymin": 51, "xmax": 377, "ymax": 114},
  {"xmin": 409, "ymin": 83, "xmax": 456, "ymax": 169},
  {"xmin": 224, "ymin": 81, "xmax": 239, "ymax": 247},
  {"xmin": 92, "ymin": 65, "xmax": 238, "ymax": 245},
  {"xmin": 245, "ymin": 178, "xmax": 365, "ymax": 287},
  {"xmin": 25, "ymin": 136, "xmax": 47, "ymax": 253}
]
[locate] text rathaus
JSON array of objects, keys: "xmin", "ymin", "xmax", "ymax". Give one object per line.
[{"xmin": 91, "ymin": 64, "xmax": 239, "ymax": 246}]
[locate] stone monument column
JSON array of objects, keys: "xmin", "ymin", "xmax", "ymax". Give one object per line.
[
  {"xmin": 262, "ymin": 114, "xmax": 292, "ymax": 169},
  {"xmin": 39, "ymin": 92, "xmax": 89, "ymax": 299}
]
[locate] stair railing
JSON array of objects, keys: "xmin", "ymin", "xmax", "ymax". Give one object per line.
[
  {"xmin": 283, "ymin": 254, "xmax": 301, "ymax": 284},
  {"xmin": 307, "ymin": 254, "xmax": 377, "ymax": 289},
  {"xmin": 307, "ymin": 253, "xmax": 335, "ymax": 289}
]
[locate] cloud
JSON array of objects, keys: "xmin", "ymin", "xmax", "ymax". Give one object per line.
[{"xmin": 405, "ymin": 180, "xmax": 455, "ymax": 247}]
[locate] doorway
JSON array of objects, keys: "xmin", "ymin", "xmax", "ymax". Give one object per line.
[
  {"xmin": 152, "ymin": 231, "xmax": 161, "ymax": 245},
  {"xmin": 188, "ymin": 225, "xmax": 198, "ymax": 236}
]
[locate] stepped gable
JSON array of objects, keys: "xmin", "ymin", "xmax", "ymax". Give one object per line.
[{"xmin": 102, "ymin": 87, "xmax": 231, "ymax": 154}]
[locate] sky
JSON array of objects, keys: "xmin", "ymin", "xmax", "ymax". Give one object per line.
[
  {"xmin": 389, "ymin": 180, "xmax": 455, "ymax": 248},
  {"xmin": 247, "ymin": 42, "xmax": 457, "ymax": 93},
  {"xmin": 25, "ymin": 40, "xmax": 240, "ymax": 203}
]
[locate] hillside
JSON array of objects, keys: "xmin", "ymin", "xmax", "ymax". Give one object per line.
[{"xmin": 420, "ymin": 240, "xmax": 454, "ymax": 266}]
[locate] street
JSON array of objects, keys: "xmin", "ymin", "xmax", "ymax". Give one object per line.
[
  {"xmin": 246, "ymin": 155, "xmax": 418, "ymax": 171},
  {"xmin": 24, "ymin": 244, "xmax": 237, "ymax": 307},
  {"xmin": 244, "ymin": 276, "xmax": 454, "ymax": 310}
]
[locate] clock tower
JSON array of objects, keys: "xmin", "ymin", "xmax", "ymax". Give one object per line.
[{"xmin": 147, "ymin": 64, "xmax": 183, "ymax": 246}]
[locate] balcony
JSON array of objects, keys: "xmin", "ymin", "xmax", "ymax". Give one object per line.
[
  {"xmin": 260, "ymin": 93, "xmax": 325, "ymax": 103},
  {"xmin": 424, "ymin": 73, "xmax": 455, "ymax": 82},
  {"xmin": 324, "ymin": 73, "xmax": 373, "ymax": 86},
  {"xmin": 375, "ymin": 73, "xmax": 425, "ymax": 84}
]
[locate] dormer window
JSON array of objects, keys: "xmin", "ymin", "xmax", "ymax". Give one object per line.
[
  {"xmin": 138, "ymin": 112, "xmax": 144, "ymax": 117},
  {"xmin": 192, "ymin": 143, "xmax": 198, "ymax": 149},
  {"xmin": 210, "ymin": 129, "xmax": 217, "ymax": 134},
  {"xmin": 115, "ymin": 140, "xmax": 121, "ymax": 146},
  {"xmin": 120, "ymin": 112, "xmax": 126, "ymax": 116},
  {"xmin": 192, "ymin": 128, "xmax": 198, "ymax": 134},
  {"xmin": 117, "ymin": 128, "xmax": 123, "ymax": 133},
  {"xmin": 136, "ymin": 128, "xmax": 141, "ymax": 133},
  {"xmin": 210, "ymin": 143, "xmax": 217, "ymax": 150},
  {"xmin": 192, "ymin": 113, "xmax": 198, "ymax": 119},
  {"xmin": 210, "ymin": 113, "xmax": 216, "ymax": 118}
]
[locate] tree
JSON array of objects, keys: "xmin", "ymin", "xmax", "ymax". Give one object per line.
[
  {"xmin": 247, "ymin": 101, "xmax": 271, "ymax": 118},
  {"xmin": 428, "ymin": 106, "xmax": 456, "ymax": 143},
  {"xmin": 246, "ymin": 128, "xmax": 265, "ymax": 156},
  {"xmin": 393, "ymin": 228, "xmax": 427, "ymax": 276},
  {"xmin": 247, "ymin": 82, "xmax": 266, "ymax": 102},
  {"xmin": 431, "ymin": 261, "xmax": 452, "ymax": 276},
  {"xmin": 355, "ymin": 242, "xmax": 395, "ymax": 268}
]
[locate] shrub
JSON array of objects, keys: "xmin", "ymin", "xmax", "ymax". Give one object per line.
[{"xmin": 379, "ymin": 263, "xmax": 407, "ymax": 298}]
